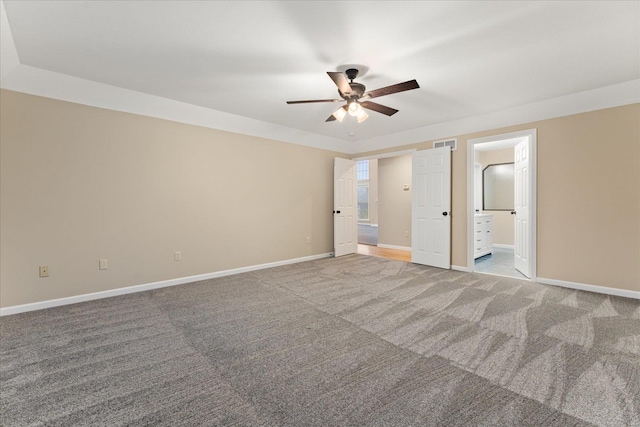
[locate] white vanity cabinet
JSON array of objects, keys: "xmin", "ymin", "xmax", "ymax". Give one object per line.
[{"xmin": 474, "ymin": 214, "xmax": 494, "ymax": 259}]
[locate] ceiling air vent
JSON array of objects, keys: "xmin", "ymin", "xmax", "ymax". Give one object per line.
[{"xmin": 433, "ymin": 138, "xmax": 457, "ymax": 151}]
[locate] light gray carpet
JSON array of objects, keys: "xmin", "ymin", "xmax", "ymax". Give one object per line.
[{"xmin": 2, "ymin": 255, "xmax": 639, "ymax": 426}]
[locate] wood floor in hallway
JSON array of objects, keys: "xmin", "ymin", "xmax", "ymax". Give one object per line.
[{"xmin": 357, "ymin": 244, "xmax": 411, "ymax": 262}]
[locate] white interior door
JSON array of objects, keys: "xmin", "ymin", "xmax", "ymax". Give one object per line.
[
  {"xmin": 334, "ymin": 158, "xmax": 357, "ymax": 257},
  {"xmin": 411, "ymin": 147, "xmax": 451, "ymax": 269},
  {"xmin": 514, "ymin": 139, "xmax": 531, "ymax": 277}
]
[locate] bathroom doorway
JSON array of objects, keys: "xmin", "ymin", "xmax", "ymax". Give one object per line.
[{"xmin": 467, "ymin": 130, "xmax": 537, "ymax": 281}]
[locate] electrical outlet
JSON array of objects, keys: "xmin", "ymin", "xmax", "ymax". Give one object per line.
[
  {"xmin": 174, "ymin": 251, "xmax": 181, "ymax": 261},
  {"xmin": 99, "ymin": 259, "xmax": 108, "ymax": 270},
  {"xmin": 39, "ymin": 266, "xmax": 49, "ymax": 278},
  {"xmin": 306, "ymin": 236, "xmax": 311, "ymax": 244}
]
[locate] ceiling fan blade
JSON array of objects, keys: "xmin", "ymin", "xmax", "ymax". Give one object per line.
[
  {"xmin": 360, "ymin": 101, "xmax": 398, "ymax": 116},
  {"xmin": 287, "ymin": 99, "xmax": 341, "ymax": 104},
  {"xmin": 363, "ymin": 79, "xmax": 419, "ymax": 99},
  {"xmin": 327, "ymin": 71, "xmax": 352, "ymax": 95},
  {"xmin": 325, "ymin": 105, "xmax": 347, "ymax": 122}
]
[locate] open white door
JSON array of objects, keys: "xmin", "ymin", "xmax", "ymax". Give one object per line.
[
  {"xmin": 514, "ymin": 139, "xmax": 531, "ymax": 277},
  {"xmin": 411, "ymin": 147, "xmax": 451, "ymax": 269},
  {"xmin": 334, "ymin": 158, "xmax": 357, "ymax": 257}
]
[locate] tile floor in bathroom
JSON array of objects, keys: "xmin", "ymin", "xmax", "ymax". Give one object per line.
[{"xmin": 474, "ymin": 247, "xmax": 527, "ymax": 279}]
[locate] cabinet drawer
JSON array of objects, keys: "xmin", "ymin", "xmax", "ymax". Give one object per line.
[
  {"xmin": 474, "ymin": 215, "xmax": 493, "ymax": 258},
  {"xmin": 485, "ymin": 230, "xmax": 492, "ymax": 247}
]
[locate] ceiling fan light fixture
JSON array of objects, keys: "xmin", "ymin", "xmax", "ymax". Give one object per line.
[
  {"xmin": 332, "ymin": 107, "xmax": 347, "ymax": 122},
  {"xmin": 348, "ymin": 101, "xmax": 361, "ymax": 117},
  {"xmin": 287, "ymin": 69, "xmax": 418, "ymax": 123}
]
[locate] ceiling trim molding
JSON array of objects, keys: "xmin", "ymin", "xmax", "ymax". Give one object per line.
[
  {"xmin": 3, "ymin": 62, "xmax": 637, "ymax": 156},
  {"xmin": 352, "ymin": 79, "xmax": 640, "ymax": 154},
  {"xmin": 0, "ymin": 64, "xmax": 351, "ymax": 154},
  {"xmin": 4, "ymin": 65, "xmax": 636, "ymax": 157}
]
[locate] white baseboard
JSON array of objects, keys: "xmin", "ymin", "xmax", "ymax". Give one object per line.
[
  {"xmin": 5, "ymin": 253, "xmax": 635, "ymax": 316},
  {"xmin": 0, "ymin": 252, "xmax": 333, "ymax": 316},
  {"xmin": 493, "ymin": 244, "xmax": 515, "ymax": 249},
  {"xmin": 377, "ymin": 244, "xmax": 411, "ymax": 251},
  {"xmin": 537, "ymin": 277, "xmax": 640, "ymax": 300}
]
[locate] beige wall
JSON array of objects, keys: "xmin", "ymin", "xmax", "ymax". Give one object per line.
[
  {"xmin": 2, "ymin": 90, "xmax": 638, "ymax": 307},
  {"xmin": 378, "ymin": 155, "xmax": 412, "ymax": 248},
  {"xmin": 0, "ymin": 90, "xmax": 343, "ymax": 308},
  {"xmin": 478, "ymin": 148, "xmax": 514, "ymax": 246},
  {"xmin": 357, "ymin": 104, "xmax": 640, "ymax": 293}
]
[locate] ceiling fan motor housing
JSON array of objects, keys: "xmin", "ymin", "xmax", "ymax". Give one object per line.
[
  {"xmin": 339, "ymin": 82, "xmax": 366, "ymax": 101},
  {"xmin": 338, "ymin": 68, "xmax": 365, "ymax": 101}
]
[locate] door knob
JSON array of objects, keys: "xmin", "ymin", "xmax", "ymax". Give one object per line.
[
  {"xmin": 336, "ymin": 210, "xmax": 341, "ymax": 214},
  {"xmin": 442, "ymin": 212, "xmax": 448, "ymax": 216},
  {"xmin": 511, "ymin": 211, "xmax": 516, "ymax": 215}
]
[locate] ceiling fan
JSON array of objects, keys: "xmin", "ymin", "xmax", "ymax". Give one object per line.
[{"xmin": 286, "ymin": 68, "xmax": 419, "ymax": 123}]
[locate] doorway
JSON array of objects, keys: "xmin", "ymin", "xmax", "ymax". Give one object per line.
[
  {"xmin": 355, "ymin": 159, "xmax": 379, "ymax": 246},
  {"xmin": 352, "ymin": 150, "xmax": 415, "ymax": 260},
  {"xmin": 467, "ymin": 130, "xmax": 537, "ymax": 281}
]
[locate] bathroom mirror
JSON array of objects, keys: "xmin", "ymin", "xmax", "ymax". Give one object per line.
[{"xmin": 483, "ymin": 163, "xmax": 514, "ymax": 210}]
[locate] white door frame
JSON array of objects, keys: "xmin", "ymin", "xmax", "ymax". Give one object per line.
[{"xmin": 466, "ymin": 129, "xmax": 537, "ymax": 281}]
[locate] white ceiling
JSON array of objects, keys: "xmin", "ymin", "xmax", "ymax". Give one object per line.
[{"xmin": 1, "ymin": 1, "xmax": 639, "ymax": 152}]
